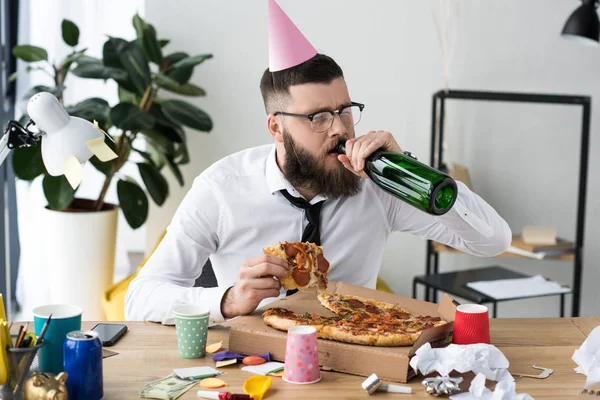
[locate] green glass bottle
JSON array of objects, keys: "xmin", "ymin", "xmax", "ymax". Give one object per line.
[{"xmin": 335, "ymin": 141, "xmax": 458, "ymax": 215}]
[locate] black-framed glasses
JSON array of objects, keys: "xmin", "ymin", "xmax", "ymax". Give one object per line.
[{"xmin": 274, "ymin": 102, "xmax": 365, "ymax": 133}]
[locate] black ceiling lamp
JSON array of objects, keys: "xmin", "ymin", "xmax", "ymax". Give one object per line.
[{"xmin": 562, "ymin": 0, "xmax": 600, "ymax": 45}]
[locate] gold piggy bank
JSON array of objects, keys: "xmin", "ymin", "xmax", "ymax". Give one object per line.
[{"xmin": 23, "ymin": 372, "xmax": 68, "ymax": 400}]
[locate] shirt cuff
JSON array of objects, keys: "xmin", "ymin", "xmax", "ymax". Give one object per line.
[
  {"xmin": 202, "ymin": 285, "xmax": 231, "ymax": 326},
  {"xmin": 436, "ymin": 181, "xmax": 494, "ymax": 238}
]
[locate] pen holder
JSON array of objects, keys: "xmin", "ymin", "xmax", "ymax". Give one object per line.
[{"xmin": 0, "ymin": 341, "xmax": 44, "ymax": 400}]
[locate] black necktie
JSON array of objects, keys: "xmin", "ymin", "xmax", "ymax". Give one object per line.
[{"xmin": 279, "ymin": 189, "xmax": 325, "ymax": 295}]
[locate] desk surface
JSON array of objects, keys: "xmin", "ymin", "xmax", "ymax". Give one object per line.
[{"xmin": 74, "ymin": 317, "xmax": 599, "ymax": 399}]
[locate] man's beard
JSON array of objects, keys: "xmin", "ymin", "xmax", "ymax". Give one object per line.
[{"xmin": 282, "ymin": 131, "xmax": 361, "ymax": 199}]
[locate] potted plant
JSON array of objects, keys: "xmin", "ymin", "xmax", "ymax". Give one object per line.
[{"xmin": 11, "ymin": 15, "xmax": 213, "ymax": 319}]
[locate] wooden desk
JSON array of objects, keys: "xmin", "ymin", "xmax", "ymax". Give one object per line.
[{"xmin": 80, "ymin": 317, "xmax": 598, "ymax": 399}]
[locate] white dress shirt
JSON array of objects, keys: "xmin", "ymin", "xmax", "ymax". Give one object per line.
[{"xmin": 125, "ymin": 144, "xmax": 511, "ymax": 326}]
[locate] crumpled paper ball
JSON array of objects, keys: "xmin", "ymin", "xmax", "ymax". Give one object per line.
[
  {"xmin": 450, "ymin": 373, "xmax": 534, "ymax": 400},
  {"xmin": 572, "ymin": 325, "xmax": 600, "ymax": 390},
  {"xmin": 410, "ymin": 342, "xmax": 513, "ymax": 382}
]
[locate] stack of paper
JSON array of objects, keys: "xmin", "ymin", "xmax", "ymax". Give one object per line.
[{"xmin": 466, "ymin": 275, "xmax": 571, "ymax": 300}]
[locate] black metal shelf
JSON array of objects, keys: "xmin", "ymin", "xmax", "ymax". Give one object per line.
[{"xmin": 414, "ymin": 89, "xmax": 590, "ymax": 318}]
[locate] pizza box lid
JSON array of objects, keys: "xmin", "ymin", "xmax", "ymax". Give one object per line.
[{"xmin": 223, "ymin": 281, "xmax": 457, "ymax": 383}]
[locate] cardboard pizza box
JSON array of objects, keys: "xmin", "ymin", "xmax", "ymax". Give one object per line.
[{"xmin": 223, "ymin": 281, "xmax": 457, "ymax": 383}]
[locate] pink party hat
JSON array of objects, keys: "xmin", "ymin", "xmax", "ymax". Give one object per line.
[{"xmin": 268, "ymin": 0, "xmax": 317, "ymax": 72}]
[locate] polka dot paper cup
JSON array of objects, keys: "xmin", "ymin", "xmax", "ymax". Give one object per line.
[
  {"xmin": 282, "ymin": 326, "xmax": 321, "ymax": 384},
  {"xmin": 174, "ymin": 305, "xmax": 210, "ymax": 359}
]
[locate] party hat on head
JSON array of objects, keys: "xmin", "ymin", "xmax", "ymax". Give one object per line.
[{"xmin": 268, "ymin": 0, "xmax": 317, "ymax": 72}]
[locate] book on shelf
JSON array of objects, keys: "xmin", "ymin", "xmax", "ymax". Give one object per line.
[{"xmin": 509, "ymin": 235, "xmax": 574, "ymax": 259}]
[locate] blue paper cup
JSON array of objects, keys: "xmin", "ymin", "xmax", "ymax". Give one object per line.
[{"xmin": 33, "ymin": 304, "xmax": 82, "ymax": 374}]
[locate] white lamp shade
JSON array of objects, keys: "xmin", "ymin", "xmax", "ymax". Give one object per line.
[{"xmin": 27, "ymin": 92, "xmax": 103, "ymax": 176}]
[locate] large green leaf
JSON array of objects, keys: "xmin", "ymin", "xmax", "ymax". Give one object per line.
[
  {"xmin": 132, "ymin": 14, "xmax": 146, "ymax": 40},
  {"xmin": 138, "ymin": 162, "xmax": 168, "ymax": 206},
  {"xmin": 102, "ymin": 39, "xmax": 138, "ymax": 93},
  {"xmin": 108, "ymin": 38, "xmax": 152, "ymax": 95},
  {"xmin": 12, "ymin": 45, "xmax": 48, "ymax": 62},
  {"xmin": 145, "ymin": 143, "xmax": 166, "ymax": 169},
  {"xmin": 65, "ymin": 97, "xmax": 111, "ymax": 130},
  {"xmin": 103, "ymin": 39, "xmax": 122, "ymax": 68},
  {"xmin": 12, "ymin": 144, "xmax": 45, "ymax": 181},
  {"xmin": 133, "ymin": 147, "xmax": 157, "ymax": 167},
  {"xmin": 163, "ymin": 52, "xmax": 192, "ymax": 83},
  {"xmin": 71, "ymin": 64, "xmax": 128, "ymax": 81},
  {"xmin": 74, "ymin": 55, "xmax": 101, "ymax": 65},
  {"xmin": 118, "ymin": 86, "xmax": 138, "ymax": 104},
  {"xmin": 132, "ymin": 15, "xmax": 162, "ymax": 64},
  {"xmin": 43, "ymin": 174, "xmax": 75, "ymax": 210},
  {"xmin": 154, "ymin": 73, "xmax": 206, "ymax": 96},
  {"xmin": 117, "ymin": 179, "xmax": 148, "ymax": 229},
  {"xmin": 61, "ymin": 19, "xmax": 80, "ymax": 47},
  {"xmin": 169, "ymin": 54, "xmax": 212, "ymax": 70},
  {"xmin": 174, "ymin": 141, "xmax": 190, "ymax": 165},
  {"xmin": 161, "ymin": 100, "xmax": 212, "ymax": 132},
  {"xmin": 158, "ymin": 39, "xmax": 170, "ymax": 48},
  {"xmin": 22, "ymin": 85, "xmax": 65, "ymax": 102},
  {"xmin": 141, "ymin": 24, "xmax": 163, "ymax": 65},
  {"xmin": 110, "ymin": 102, "xmax": 156, "ymax": 132},
  {"xmin": 141, "ymin": 132, "xmax": 176, "ymax": 157},
  {"xmin": 164, "ymin": 155, "xmax": 184, "ymax": 186}
]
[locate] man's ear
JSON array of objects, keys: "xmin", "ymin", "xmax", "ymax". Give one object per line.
[{"xmin": 267, "ymin": 114, "xmax": 284, "ymax": 143}]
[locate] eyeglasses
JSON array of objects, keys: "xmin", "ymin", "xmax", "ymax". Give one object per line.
[{"xmin": 274, "ymin": 102, "xmax": 365, "ymax": 133}]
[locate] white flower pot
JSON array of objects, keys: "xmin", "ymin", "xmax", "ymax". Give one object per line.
[{"xmin": 40, "ymin": 199, "xmax": 118, "ymax": 320}]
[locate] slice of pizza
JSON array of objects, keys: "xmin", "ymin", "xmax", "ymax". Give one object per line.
[
  {"xmin": 317, "ymin": 293, "xmax": 446, "ymax": 326},
  {"xmin": 262, "ymin": 308, "xmax": 333, "ymax": 331},
  {"xmin": 263, "ymin": 241, "xmax": 330, "ymax": 291},
  {"xmin": 262, "ymin": 307, "xmax": 427, "ymax": 347}
]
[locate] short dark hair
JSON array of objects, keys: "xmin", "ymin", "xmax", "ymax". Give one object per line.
[{"xmin": 259, "ymin": 53, "xmax": 344, "ymax": 114}]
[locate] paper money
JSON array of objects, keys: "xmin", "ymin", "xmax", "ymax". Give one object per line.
[{"xmin": 139, "ymin": 373, "xmax": 198, "ymax": 400}]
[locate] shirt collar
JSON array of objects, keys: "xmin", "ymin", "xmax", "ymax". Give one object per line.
[{"xmin": 265, "ymin": 144, "xmax": 327, "ymax": 203}]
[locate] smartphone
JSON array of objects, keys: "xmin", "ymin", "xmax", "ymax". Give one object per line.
[{"xmin": 91, "ymin": 323, "xmax": 128, "ymax": 346}]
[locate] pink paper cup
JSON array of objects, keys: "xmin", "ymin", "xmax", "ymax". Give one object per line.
[
  {"xmin": 282, "ymin": 326, "xmax": 321, "ymax": 384},
  {"xmin": 453, "ymin": 304, "xmax": 491, "ymax": 345}
]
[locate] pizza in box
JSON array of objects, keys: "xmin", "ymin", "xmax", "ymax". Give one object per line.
[{"xmin": 262, "ymin": 241, "xmax": 448, "ymax": 347}]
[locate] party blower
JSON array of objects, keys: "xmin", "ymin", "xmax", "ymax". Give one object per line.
[{"xmin": 0, "ymin": 91, "xmax": 117, "ymax": 188}]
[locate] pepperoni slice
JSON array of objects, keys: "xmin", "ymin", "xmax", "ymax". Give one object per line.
[
  {"xmin": 285, "ymin": 243, "xmax": 299, "ymax": 257},
  {"xmin": 346, "ymin": 299, "xmax": 365, "ymax": 309},
  {"xmin": 392, "ymin": 311, "xmax": 410, "ymax": 320},
  {"xmin": 292, "ymin": 268, "xmax": 311, "ymax": 286},
  {"xmin": 365, "ymin": 304, "xmax": 380, "ymax": 314},
  {"xmin": 317, "ymin": 254, "xmax": 329, "ymax": 273}
]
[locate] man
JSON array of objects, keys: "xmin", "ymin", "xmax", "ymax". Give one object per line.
[{"xmin": 125, "ymin": 2, "xmax": 511, "ymax": 326}]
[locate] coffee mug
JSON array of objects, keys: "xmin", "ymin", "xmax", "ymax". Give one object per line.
[
  {"xmin": 33, "ymin": 304, "xmax": 82, "ymax": 374},
  {"xmin": 452, "ymin": 304, "xmax": 490, "ymax": 345}
]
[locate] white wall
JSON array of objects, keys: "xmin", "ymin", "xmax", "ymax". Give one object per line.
[{"xmin": 144, "ymin": 0, "xmax": 600, "ymax": 318}]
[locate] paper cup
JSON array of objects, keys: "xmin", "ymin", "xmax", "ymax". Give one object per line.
[
  {"xmin": 452, "ymin": 304, "xmax": 490, "ymax": 345},
  {"xmin": 282, "ymin": 326, "xmax": 321, "ymax": 384},
  {"xmin": 174, "ymin": 305, "xmax": 209, "ymax": 359},
  {"xmin": 33, "ymin": 304, "xmax": 83, "ymax": 374}
]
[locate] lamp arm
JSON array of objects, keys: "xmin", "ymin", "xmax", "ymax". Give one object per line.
[{"xmin": 0, "ymin": 120, "xmax": 43, "ymax": 166}]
